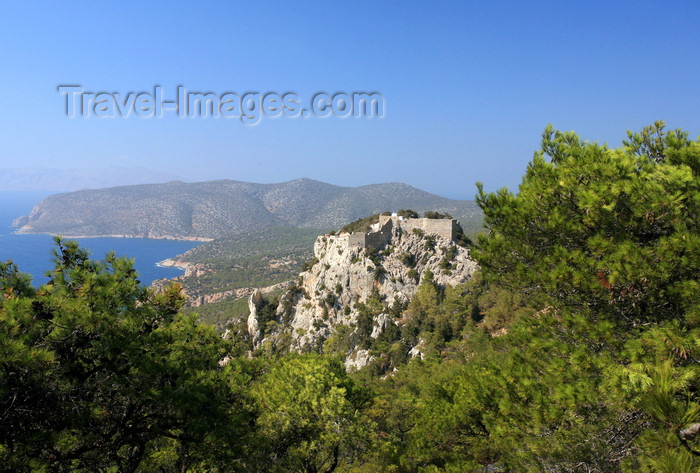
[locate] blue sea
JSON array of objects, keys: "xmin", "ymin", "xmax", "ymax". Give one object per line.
[{"xmin": 0, "ymin": 191, "xmax": 201, "ymax": 286}]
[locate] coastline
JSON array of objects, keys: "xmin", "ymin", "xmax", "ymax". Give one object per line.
[
  {"xmin": 1, "ymin": 228, "xmax": 201, "ymax": 287},
  {"xmin": 156, "ymin": 258, "xmax": 191, "ymax": 271},
  {"xmin": 7, "ymin": 225, "xmax": 202, "ymax": 284},
  {"xmin": 12, "ymin": 229, "xmax": 213, "ymax": 242}
]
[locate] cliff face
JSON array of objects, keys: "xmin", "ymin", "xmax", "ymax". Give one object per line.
[{"xmin": 247, "ymin": 223, "xmax": 478, "ymax": 366}]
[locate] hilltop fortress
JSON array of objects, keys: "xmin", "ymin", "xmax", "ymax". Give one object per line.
[
  {"xmin": 248, "ymin": 211, "xmax": 477, "ymax": 356},
  {"xmin": 342, "ymin": 213, "xmax": 458, "ymax": 249}
]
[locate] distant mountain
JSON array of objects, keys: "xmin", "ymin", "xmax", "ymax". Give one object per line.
[
  {"xmin": 12, "ymin": 178, "xmax": 482, "ymax": 240},
  {"xmin": 0, "ymin": 167, "xmax": 183, "ymax": 192}
]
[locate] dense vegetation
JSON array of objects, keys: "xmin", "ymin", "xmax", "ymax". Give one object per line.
[
  {"xmin": 163, "ymin": 228, "xmax": 323, "ymax": 328},
  {"xmin": 176, "ymin": 227, "xmax": 325, "ymax": 265},
  {"xmin": 339, "ymin": 213, "xmax": 384, "ymax": 233},
  {"xmin": 1, "ymin": 123, "xmax": 697, "ymax": 472}
]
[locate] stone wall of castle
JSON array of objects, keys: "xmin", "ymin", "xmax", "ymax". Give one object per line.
[
  {"xmin": 347, "ymin": 233, "xmax": 366, "ymax": 247},
  {"xmin": 377, "ymin": 215, "xmax": 456, "ymax": 241},
  {"xmin": 364, "ymin": 220, "xmax": 393, "ymax": 248},
  {"xmin": 337, "ymin": 215, "xmax": 457, "ymax": 250}
]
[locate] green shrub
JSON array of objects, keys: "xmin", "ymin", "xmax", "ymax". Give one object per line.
[
  {"xmin": 397, "ymin": 209, "xmax": 419, "ymax": 218},
  {"xmin": 423, "ymin": 210, "xmax": 452, "ymax": 219},
  {"xmin": 339, "ymin": 214, "xmax": 380, "ymax": 233},
  {"xmin": 399, "ymin": 252, "xmax": 416, "ymax": 267},
  {"xmin": 301, "ymin": 257, "xmax": 319, "ymax": 272}
]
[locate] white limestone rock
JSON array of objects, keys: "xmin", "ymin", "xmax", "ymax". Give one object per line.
[
  {"xmin": 250, "ymin": 223, "xmax": 479, "ymax": 367},
  {"xmin": 247, "ymin": 289, "xmax": 264, "ymax": 344}
]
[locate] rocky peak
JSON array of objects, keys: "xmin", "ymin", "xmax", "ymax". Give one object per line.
[{"xmin": 247, "ymin": 222, "xmax": 478, "ymax": 367}]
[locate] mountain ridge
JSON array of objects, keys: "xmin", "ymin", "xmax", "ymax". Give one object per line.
[{"xmin": 12, "ymin": 178, "xmax": 482, "ymax": 240}]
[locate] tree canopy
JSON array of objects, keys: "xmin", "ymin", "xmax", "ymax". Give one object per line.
[
  {"xmin": 0, "ymin": 238, "xmax": 255, "ymax": 472},
  {"xmin": 475, "ymin": 121, "xmax": 698, "ymax": 326},
  {"xmin": 1, "ymin": 122, "xmax": 697, "ymax": 472}
]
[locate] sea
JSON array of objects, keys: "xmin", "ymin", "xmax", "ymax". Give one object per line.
[{"xmin": 0, "ymin": 191, "xmax": 201, "ymax": 286}]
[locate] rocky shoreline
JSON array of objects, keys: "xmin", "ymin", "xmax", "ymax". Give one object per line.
[
  {"xmin": 12, "ymin": 229, "xmax": 213, "ymax": 242},
  {"xmin": 156, "ymin": 258, "xmax": 190, "ymax": 270}
]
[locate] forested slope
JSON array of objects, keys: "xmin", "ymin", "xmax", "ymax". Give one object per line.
[{"xmin": 1, "ymin": 122, "xmax": 697, "ymax": 472}]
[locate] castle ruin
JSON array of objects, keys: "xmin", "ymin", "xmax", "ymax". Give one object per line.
[{"xmin": 342, "ymin": 213, "xmax": 458, "ymax": 250}]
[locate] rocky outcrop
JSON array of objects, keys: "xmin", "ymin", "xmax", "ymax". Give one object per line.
[
  {"xmin": 249, "ymin": 222, "xmax": 478, "ymax": 369},
  {"xmin": 151, "ymin": 273, "xmax": 292, "ymax": 309},
  {"xmin": 187, "ymin": 280, "xmax": 293, "ymax": 307},
  {"xmin": 248, "ymin": 289, "xmax": 265, "ymax": 345}
]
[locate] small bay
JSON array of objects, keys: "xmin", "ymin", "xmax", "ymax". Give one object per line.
[{"xmin": 0, "ymin": 191, "xmax": 201, "ymax": 286}]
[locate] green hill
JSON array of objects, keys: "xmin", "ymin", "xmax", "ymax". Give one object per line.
[{"xmin": 12, "ymin": 178, "xmax": 482, "ymax": 240}]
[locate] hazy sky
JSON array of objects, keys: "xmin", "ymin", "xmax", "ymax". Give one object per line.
[{"xmin": 1, "ymin": 1, "xmax": 698, "ymax": 199}]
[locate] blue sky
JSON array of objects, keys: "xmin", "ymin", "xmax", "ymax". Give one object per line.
[{"xmin": 1, "ymin": 0, "xmax": 698, "ymax": 199}]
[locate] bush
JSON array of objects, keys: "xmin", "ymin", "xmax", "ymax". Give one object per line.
[
  {"xmin": 373, "ymin": 265, "xmax": 387, "ymax": 282},
  {"xmin": 301, "ymin": 257, "xmax": 319, "ymax": 272},
  {"xmin": 423, "ymin": 210, "xmax": 452, "ymax": 219},
  {"xmin": 399, "ymin": 252, "xmax": 416, "ymax": 267},
  {"xmin": 364, "ymin": 246, "xmax": 382, "ymax": 266},
  {"xmin": 424, "ymin": 235, "xmax": 436, "ymax": 252},
  {"xmin": 339, "ymin": 214, "xmax": 380, "ymax": 233},
  {"xmin": 397, "ymin": 209, "xmax": 419, "ymax": 218}
]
